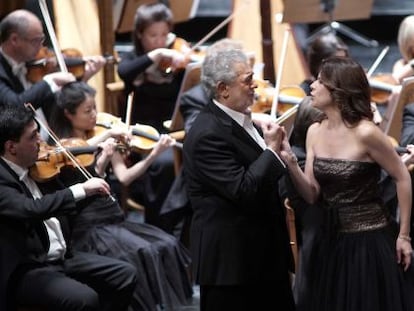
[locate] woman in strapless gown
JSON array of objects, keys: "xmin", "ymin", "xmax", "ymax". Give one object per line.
[{"xmin": 280, "ymin": 56, "xmax": 414, "ymax": 311}]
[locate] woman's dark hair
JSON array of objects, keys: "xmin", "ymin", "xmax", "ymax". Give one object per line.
[
  {"xmin": 49, "ymin": 81, "xmax": 96, "ymax": 138},
  {"xmin": 319, "ymin": 56, "xmax": 373, "ymax": 125},
  {"xmin": 307, "ymin": 33, "xmax": 349, "ymax": 79},
  {"xmin": 132, "ymin": 2, "xmax": 173, "ymax": 53}
]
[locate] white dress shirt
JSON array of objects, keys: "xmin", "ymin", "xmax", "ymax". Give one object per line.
[{"xmin": 213, "ymin": 100, "xmax": 286, "ymax": 167}]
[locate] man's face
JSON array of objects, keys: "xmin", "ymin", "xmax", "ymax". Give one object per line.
[
  {"xmin": 9, "ymin": 120, "xmax": 40, "ymax": 168},
  {"xmin": 14, "ymin": 18, "xmax": 45, "ymax": 62},
  {"xmin": 223, "ymin": 61, "xmax": 257, "ymax": 114}
]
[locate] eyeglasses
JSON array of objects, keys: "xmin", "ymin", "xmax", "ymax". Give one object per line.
[{"xmin": 22, "ymin": 35, "xmax": 46, "ymax": 46}]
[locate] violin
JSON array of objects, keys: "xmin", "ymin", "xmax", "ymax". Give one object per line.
[
  {"xmin": 30, "ymin": 138, "xmax": 98, "ymax": 182},
  {"xmin": 129, "ymin": 124, "xmax": 183, "ymax": 152},
  {"xmin": 95, "ymin": 112, "xmax": 183, "ymax": 153},
  {"xmin": 26, "ymin": 47, "xmax": 117, "ymax": 83},
  {"xmin": 369, "ymin": 73, "xmax": 399, "ymax": 104},
  {"xmin": 251, "ymin": 79, "xmax": 305, "ymax": 115},
  {"xmin": 158, "ymin": 36, "xmax": 206, "ymax": 75}
]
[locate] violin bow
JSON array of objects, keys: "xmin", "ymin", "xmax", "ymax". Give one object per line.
[
  {"xmin": 270, "ymin": 28, "xmax": 290, "ymax": 121},
  {"xmin": 125, "ymin": 92, "xmax": 134, "ymax": 128},
  {"xmin": 38, "ymin": 0, "xmax": 68, "ymax": 73},
  {"xmin": 366, "ymin": 45, "xmax": 390, "ymax": 78},
  {"xmin": 26, "ymin": 103, "xmax": 115, "ymax": 201}
]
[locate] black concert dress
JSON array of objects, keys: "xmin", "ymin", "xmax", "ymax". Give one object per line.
[
  {"xmin": 303, "ymin": 158, "xmax": 413, "ymax": 311},
  {"xmin": 58, "ymin": 168, "xmax": 193, "ymax": 311}
]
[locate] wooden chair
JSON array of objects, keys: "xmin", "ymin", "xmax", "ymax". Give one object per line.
[
  {"xmin": 380, "ymin": 76, "xmax": 414, "ymax": 142},
  {"xmin": 284, "ymin": 198, "xmax": 299, "ymax": 273}
]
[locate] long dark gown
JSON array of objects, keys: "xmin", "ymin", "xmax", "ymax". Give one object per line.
[
  {"xmin": 58, "ymin": 167, "xmax": 193, "ymax": 311},
  {"xmin": 305, "ymin": 157, "xmax": 413, "ymax": 311}
]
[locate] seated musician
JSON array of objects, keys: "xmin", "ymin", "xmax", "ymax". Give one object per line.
[
  {"xmin": 0, "ymin": 104, "xmax": 137, "ymax": 311},
  {"xmin": 48, "ymin": 81, "xmax": 194, "ymax": 311},
  {"xmin": 117, "ymin": 2, "xmax": 190, "ymax": 229},
  {"xmin": 0, "ymin": 9, "xmax": 106, "ymax": 120}
]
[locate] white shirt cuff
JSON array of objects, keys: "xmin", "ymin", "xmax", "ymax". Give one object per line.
[
  {"xmin": 70, "ymin": 184, "xmax": 86, "ymax": 201},
  {"xmin": 42, "ymin": 75, "xmax": 60, "ymax": 93},
  {"xmin": 266, "ymin": 147, "xmax": 286, "ymax": 168}
]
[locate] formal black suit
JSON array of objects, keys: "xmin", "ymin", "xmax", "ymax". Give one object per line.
[
  {"xmin": 0, "ymin": 53, "xmax": 56, "ymax": 113},
  {"xmin": 183, "ymin": 101, "xmax": 295, "ymax": 310},
  {"xmin": 0, "ymin": 158, "xmax": 136, "ymax": 311}
]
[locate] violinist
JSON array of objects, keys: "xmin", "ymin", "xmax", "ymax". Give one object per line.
[
  {"xmin": 0, "ymin": 10, "xmax": 75, "ymax": 112},
  {"xmin": 117, "ymin": 2, "xmax": 187, "ymax": 131},
  {"xmin": 0, "ymin": 104, "xmax": 138, "ymax": 311},
  {"xmin": 118, "ymin": 2, "xmax": 188, "ymax": 229},
  {"xmin": 48, "ymin": 81, "xmax": 193, "ymax": 310},
  {"xmin": 0, "ymin": 10, "xmax": 106, "ymax": 121},
  {"xmin": 392, "ymin": 15, "xmax": 414, "ymax": 83}
]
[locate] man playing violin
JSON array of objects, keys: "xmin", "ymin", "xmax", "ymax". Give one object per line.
[
  {"xmin": 0, "ymin": 104, "xmax": 137, "ymax": 311},
  {"xmin": 0, "ymin": 9, "xmax": 106, "ymax": 120}
]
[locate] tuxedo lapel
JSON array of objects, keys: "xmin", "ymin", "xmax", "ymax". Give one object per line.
[
  {"xmin": 0, "ymin": 54, "xmax": 25, "ymax": 92},
  {"xmin": 207, "ymin": 102, "xmax": 265, "ymax": 157},
  {"xmin": 0, "ymin": 158, "xmax": 50, "ymax": 251}
]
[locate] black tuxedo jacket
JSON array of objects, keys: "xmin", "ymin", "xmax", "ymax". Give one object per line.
[
  {"xmin": 183, "ymin": 101, "xmax": 293, "ymax": 287},
  {"xmin": 0, "ymin": 53, "xmax": 55, "ymax": 111},
  {"xmin": 0, "ymin": 158, "xmax": 78, "ymax": 311}
]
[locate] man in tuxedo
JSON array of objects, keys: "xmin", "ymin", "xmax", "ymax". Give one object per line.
[
  {"xmin": 0, "ymin": 105, "xmax": 137, "ymax": 311},
  {"xmin": 183, "ymin": 49, "xmax": 295, "ymax": 310},
  {"xmin": 0, "ymin": 9, "xmax": 105, "ymax": 119}
]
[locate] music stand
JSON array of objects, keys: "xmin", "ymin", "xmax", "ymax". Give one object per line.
[{"xmin": 282, "ymin": 0, "xmax": 378, "ymax": 48}]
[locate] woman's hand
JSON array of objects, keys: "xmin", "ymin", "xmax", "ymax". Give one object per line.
[
  {"xmin": 152, "ymin": 134, "xmax": 175, "ymax": 156},
  {"xmin": 396, "ymin": 235, "xmax": 412, "ymax": 271}
]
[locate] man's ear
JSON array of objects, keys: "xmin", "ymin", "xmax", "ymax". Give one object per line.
[
  {"xmin": 4, "ymin": 140, "xmax": 17, "ymax": 156},
  {"xmin": 217, "ymin": 81, "xmax": 229, "ymax": 99}
]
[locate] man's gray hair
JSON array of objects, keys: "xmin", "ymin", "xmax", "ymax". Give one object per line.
[{"xmin": 201, "ymin": 49, "xmax": 248, "ymax": 99}]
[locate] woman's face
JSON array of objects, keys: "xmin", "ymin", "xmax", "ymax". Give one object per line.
[
  {"xmin": 137, "ymin": 21, "xmax": 170, "ymax": 52},
  {"xmin": 310, "ymin": 76, "xmax": 332, "ymax": 110},
  {"xmin": 65, "ymin": 95, "xmax": 97, "ymax": 132}
]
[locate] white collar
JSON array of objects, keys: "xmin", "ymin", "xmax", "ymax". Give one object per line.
[
  {"xmin": 212, "ymin": 99, "xmax": 251, "ymax": 129},
  {"xmin": 1, "ymin": 156, "xmax": 29, "ymax": 181}
]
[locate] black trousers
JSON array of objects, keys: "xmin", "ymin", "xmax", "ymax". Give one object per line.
[{"xmin": 13, "ymin": 251, "xmax": 137, "ymax": 311}]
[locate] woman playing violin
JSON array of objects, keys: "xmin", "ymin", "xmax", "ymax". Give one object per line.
[
  {"xmin": 117, "ymin": 2, "xmax": 187, "ymax": 131},
  {"xmin": 48, "ymin": 81, "xmax": 193, "ymax": 310}
]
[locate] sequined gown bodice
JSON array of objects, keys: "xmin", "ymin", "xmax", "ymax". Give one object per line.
[
  {"xmin": 296, "ymin": 158, "xmax": 414, "ymax": 311},
  {"xmin": 313, "ymin": 157, "xmax": 388, "ymax": 232}
]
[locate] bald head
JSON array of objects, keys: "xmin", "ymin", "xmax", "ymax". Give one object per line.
[{"xmin": 0, "ymin": 10, "xmax": 42, "ymax": 43}]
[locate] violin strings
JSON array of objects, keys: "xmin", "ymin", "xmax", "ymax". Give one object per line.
[
  {"xmin": 28, "ymin": 104, "xmax": 116, "ymax": 202},
  {"xmin": 26, "ymin": 104, "xmax": 114, "ymax": 196}
]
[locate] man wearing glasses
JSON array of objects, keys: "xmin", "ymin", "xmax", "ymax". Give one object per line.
[{"xmin": 0, "ymin": 9, "xmax": 105, "ymax": 122}]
